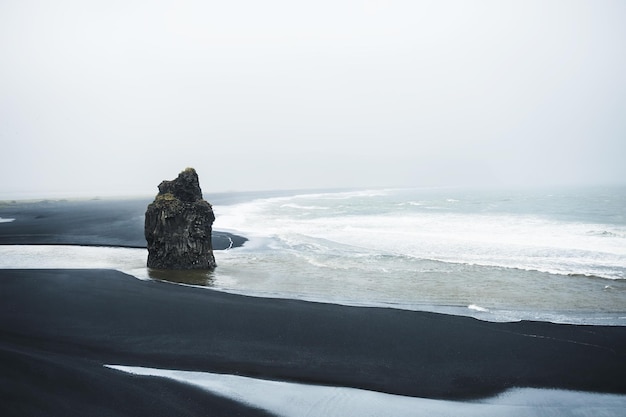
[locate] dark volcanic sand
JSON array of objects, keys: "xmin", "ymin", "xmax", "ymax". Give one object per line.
[
  {"xmin": 0, "ymin": 198, "xmax": 246, "ymax": 249},
  {"xmin": 1, "ymin": 269, "xmax": 625, "ymax": 416}
]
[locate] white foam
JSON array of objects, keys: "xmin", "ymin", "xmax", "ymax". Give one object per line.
[
  {"xmin": 0, "ymin": 217, "xmax": 15, "ymax": 223},
  {"xmin": 106, "ymin": 365, "xmax": 626, "ymax": 417},
  {"xmin": 215, "ymin": 193, "xmax": 626, "ymax": 280},
  {"xmin": 280, "ymin": 203, "xmax": 329, "ymax": 210},
  {"xmin": 2, "ymin": 245, "xmax": 625, "ymax": 325}
]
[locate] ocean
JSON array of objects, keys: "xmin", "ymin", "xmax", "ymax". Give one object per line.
[
  {"xmin": 1, "ymin": 185, "xmax": 625, "ymax": 325},
  {"xmin": 210, "ymin": 186, "xmax": 626, "ymax": 325}
]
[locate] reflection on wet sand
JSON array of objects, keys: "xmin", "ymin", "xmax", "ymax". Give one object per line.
[{"xmin": 147, "ymin": 268, "xmax": 215, "ymax": 286}]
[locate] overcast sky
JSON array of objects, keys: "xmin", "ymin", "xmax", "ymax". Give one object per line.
[{"xmin": 1, "ymin": 0, "xmax": 625, "ymax": 198}]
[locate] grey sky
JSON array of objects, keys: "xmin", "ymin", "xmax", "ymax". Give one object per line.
[{"xmin": 1, "ymin": 0, "xmax": 625, "ymax": 198}]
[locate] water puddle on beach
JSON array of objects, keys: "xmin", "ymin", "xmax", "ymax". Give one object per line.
[
  {"xmin": 107, "ymin": 365, "xmax": 626, "ymax": 417},
  {"xmin": 0, "ymin": 245, "xmax": 214, "ymax": 286},
  {"xmin": 146, "ymin": 268, "xmax": 215, "ymax": 286},
  {"xmin": 0, "ymin": 245, "xmax": 149, "ymax": 276}
]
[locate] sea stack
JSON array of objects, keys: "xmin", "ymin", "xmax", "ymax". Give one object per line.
[{"xmin": 145, "ymin": 168, "xmax": 216, "ymax": 269}]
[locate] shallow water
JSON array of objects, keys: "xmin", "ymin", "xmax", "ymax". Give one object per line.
[
  {"xmin": 108, "ymin": 365, "xmax": 626, "ymax": 417},
  {"xmin": 1, "ymin": 244, "xmax": 624, "ymax": 325}
]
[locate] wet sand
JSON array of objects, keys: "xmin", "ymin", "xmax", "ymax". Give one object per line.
[
  {"xmin": 0, "ymin": 197, "xmax": 246, "ymax": 249},
  {"xmin": 1, "ymin": 269, "xmax": 625, "ymax": 416}
]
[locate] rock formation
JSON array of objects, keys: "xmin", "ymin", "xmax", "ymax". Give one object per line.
[{"xmin": 145, "ymin": 168, "xmax": 216, "ymax": 269}]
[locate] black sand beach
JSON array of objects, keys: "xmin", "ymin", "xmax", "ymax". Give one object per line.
[
  {"xmin": 1, "ymin": 197, "xmax": 626, "ymax": 416},
  {"xmin": 0, "ymin": 198, "xmax": 246, "ymax": 249},
  {"xmin": 1, "ymin": 269, "xmax": 626, "ymax": 416}
]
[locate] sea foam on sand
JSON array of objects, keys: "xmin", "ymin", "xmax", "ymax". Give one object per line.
[
  {"xmin": 107, "ymin": 365, "xmax": 626, "ymax": 417},
  {"xmin": 1, "ymin": 245, "xmax": 624, "ymax": 325}
]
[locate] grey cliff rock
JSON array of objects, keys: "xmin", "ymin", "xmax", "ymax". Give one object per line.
[{"xmin": 145, "ymin": 168, "xmax": 216, "ymax": 269}]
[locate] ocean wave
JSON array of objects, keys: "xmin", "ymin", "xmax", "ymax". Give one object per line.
[
  {"xmin": 409, "ymin": 254, "xmax": 626, "ymax": 281},
  {"xmin": 284, "ymin": 189, "xmax": 392, "ymax": 201},
  {"xmin": 277, "ymin": 235, "xmax": 624, "ymax": 280},
  {"xmin": 586, "ymin": 230, "xmax": 624, "ymax": 238},
  {"xmin": 468, "ymin": 304, "xmax": 490, "ymax": 312},
  {"xmin": 567, "ymin": 272, "xmax": 625, "ymax": 281},
  {"xmin": 0, "ymin": 217, "xmax": 15, "ymax": 223},
  {"xmin": 279, "ymin": 203, "xmax": 329, "ymax": 210},
  {"xmin": 218, "ymin": 195, "xmax": 626, "ymax": 281}
]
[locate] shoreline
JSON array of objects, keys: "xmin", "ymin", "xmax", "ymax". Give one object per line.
[
  {"xmin": 0, "ymin": 231, "xmax": 245, "ymax": 251},
  {"xmin": 2, "ymin": 243, "xmax": 625, "ymax": 326},
  {"xmin": 1, "ymin": 268, "xmax": 625, "ymax": 415},
  {"xmin": 0, "ymin": 197, "xmax": 247, "ymax": 250}
]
